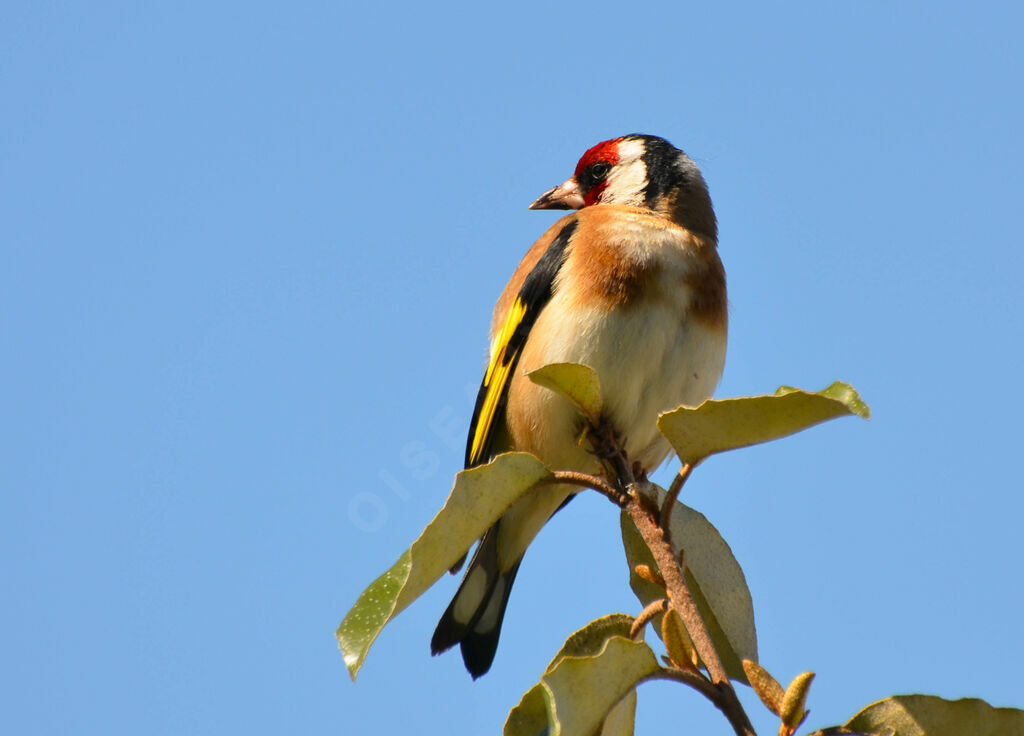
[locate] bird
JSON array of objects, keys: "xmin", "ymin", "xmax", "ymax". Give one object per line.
[{"xmin": 430, "ymin": 134, "xmax": 728, "ymax": 678}]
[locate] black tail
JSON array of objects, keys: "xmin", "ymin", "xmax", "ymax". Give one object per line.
[{"xmin": 431, "ymin": 524, "xmax": 522, "ymax": 678}]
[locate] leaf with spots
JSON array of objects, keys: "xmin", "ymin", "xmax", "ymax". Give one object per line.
[{"xmin": 337, "ymin": 453, "xmax": 551, "ymax": 680}]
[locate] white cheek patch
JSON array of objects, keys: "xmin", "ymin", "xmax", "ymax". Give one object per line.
[{"xmin": 605, "ymin": 139, "xmax": 647, "ymax": 205}]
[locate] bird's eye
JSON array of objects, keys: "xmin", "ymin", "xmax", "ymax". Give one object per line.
[{"xmin": 589, "ymin": 162, "xmax": 611, "ymax": 180}]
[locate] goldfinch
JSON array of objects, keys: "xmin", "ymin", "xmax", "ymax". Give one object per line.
[{"xmin": 431, "ymin": 134, "xmax": 728, "ymax": 678}]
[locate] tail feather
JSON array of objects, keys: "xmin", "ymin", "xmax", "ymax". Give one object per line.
[
  {"xmin": 431, "ymin": 524, "xmax": 522, "ymax": 678},
  {"xmin": 458, "ymin": 560, "xmax": 520, "ymax": 678}
]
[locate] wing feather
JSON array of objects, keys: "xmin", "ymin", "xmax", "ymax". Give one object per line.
[{"xmin": 464, "ymin": 219, "xmax": 579, "ymax": 468}]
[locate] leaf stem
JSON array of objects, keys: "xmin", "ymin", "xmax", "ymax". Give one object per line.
[
  {"xmin": 628, "ymin": 598, "xmax": 668, "ymax": 639},
  {"xmin": 661, "ymin": 462, "xmax": 694, "ymax": 532}
]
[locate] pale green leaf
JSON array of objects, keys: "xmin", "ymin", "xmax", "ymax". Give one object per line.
[
  {"xmin": 620, "ymin": 488, "xmax": 757, "ymax": 684},
  {"xmin": 544, "ymin": 636, "xmax": 659, "ymax": 736},
  {"xmin": 846, "ymin": 695, "xmax": 1024, "ymax": 736},
  {"xmin": 780, "ymin": 671, "xmax": 815, "ymax": 730},
  {"xmin": 661, "ymin": 607, "xmax": 698, "ymax": 671},
  {"xmin": 504, "ymin": 615, "xmax": 647, "ymax": 736},
  {"xmin": 527, "ymin": 362, "xmax": 603, "ymax": 421},
  {"xmin": 504, "ymin": 684, "xmax": 549, "ymax": 736},
  {"xmin": 337, "ymin": 452, "xmax": 551, "ymax": 680},
  {"xmin": 600, "ymin": 690, "xmax": 637, "ymax": 736},
  {"xmin": 658, "ymin": 381, "xmax": 870, "ymax": 464},
  {"xmin": 548, "ymin": 613, "xmax": 634, "ymax": 663}
]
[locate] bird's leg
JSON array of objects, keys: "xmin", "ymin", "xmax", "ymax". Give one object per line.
[
  {"xmin": 584, "ymin": 415, "xmax": 635, "ymax": 496},
  {"xmin": 585, "ymin": 415, "xmax": 620, "ymax": 461}
]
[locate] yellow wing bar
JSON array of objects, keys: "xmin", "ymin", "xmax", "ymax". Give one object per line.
[
  {"xmin": 466, "ymin": 297, "xmax": 528, "ymax": 466},
  {"xmin": 463, "ymin": 217, "xmax": 578, "ymax": 469}
]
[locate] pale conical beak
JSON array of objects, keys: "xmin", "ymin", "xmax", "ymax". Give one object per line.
[{"xmin": 528, "ymin": 178, "xmax": 585, "ymax": 210}]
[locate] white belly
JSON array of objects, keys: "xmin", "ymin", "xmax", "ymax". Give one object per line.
[
  {"xmin": 495, "ymin": 292, "xmax": 725, "ymax": 568},
  {"xmin": 523, "ymin": 294, "xmax": 726, "ymax": 471}
]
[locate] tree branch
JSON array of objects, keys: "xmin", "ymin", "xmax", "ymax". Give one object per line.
[
  {"xmin": 574, "ymin": 418, "xmax": 757, "ymax": 734},
  {"xmin": 598, "ymin": 440, "xmax": 756, "ymax": 736},
  {"xmin": 640, "ymin": 669, "xmax": 756, "ymax": 736},
  {"xmin": 623, "ymin": 490, "xmax": 730, "ymax": 686},
  {"xmin": 537, "ymin": 470, "xmax": 625, "ymax": 506}
]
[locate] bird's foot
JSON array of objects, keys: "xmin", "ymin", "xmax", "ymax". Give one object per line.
[
  {"xmin": 586, "ymin": 416, "xmax": 622, "ymax": 461},
  {"xmin": 586, "ymin": 417, "xmax": 637, "ymax": 489}
]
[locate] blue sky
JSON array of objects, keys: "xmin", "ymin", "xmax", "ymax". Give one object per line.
[{"xmin": 3, "ymin": 2, "xmax": 1023, "ymax": 734}]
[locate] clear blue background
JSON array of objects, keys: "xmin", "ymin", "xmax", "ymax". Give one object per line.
[{"xmin": 3, "ymin": 2, "xmax": 1022, "ymax": 734}]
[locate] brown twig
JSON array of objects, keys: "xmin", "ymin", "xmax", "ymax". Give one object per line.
[
  {"xmin": 640, "ymin": 669, "xmax": 756, "ymax": 736},
  {"xmin": 623, "ymin": 490, "xmax": 729, "ymax": 685},
  {"xmin": 628, "ymin": 598, "xmax": 668, "ymax": 639},
  {"xmin": 597, "ymin": 436, "xmax": 755, "ymax": 735},
  {"xmin": 567, "ymin": 420, "xmax": 756, "ymax": 734},
  {"xmin": 660, "ymin": 462, "xmax": 695, "ymax": 532},
  {"xmin": 537, "ymin": 471, "xmax": 625, "ymax": 505},
  {"xmin": 598, "ymin": 454, "xmax": 729, "ymax": 683}
]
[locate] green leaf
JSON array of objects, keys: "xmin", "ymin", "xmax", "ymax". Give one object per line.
[
  {"xmin": 527, "ymin": 362, "xmax": 603, "ymax": 421},
  {"xmin": 549, "ymin": 613, "xmax": 635, "ymax": 660},
  {"xmin": 504, "ymin": 615, "xmax": 652, "ymax": 736},
  {"xmin": 504, "ymin": 683, "xmax": 549, "ymax": 736},
  {"xmin": 619, "ymin": 488, "xmax": 757, "ymax": 684},
  {"xmin": 599, "ymin": 690, "xmax": 638, "ymax": 736},
  {"xmin": 661, "ymin": 607, "xmax": 698, "ymax": 671},
  {"xmin": 337, "ymin": 452, "xmax": 551, "ymax": 680},
  {"xmin": 779, "ymin": 671, "xmax": 815, "ymax": 732},
  {"xmin": 845, "ymin": 695, "xmax": 1024, "ymax": 736},
  {"xmin": 657, "ymin": 381, "xmax": 870, "ymax": 464},
  {"xmin": 543, "ymin": 636, "xmax": 658, "ymax": 736}
]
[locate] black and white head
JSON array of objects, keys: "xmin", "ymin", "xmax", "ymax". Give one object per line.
[{"xmin": 529, "ymin": 134, "xmax": 717, "ymax": 241}]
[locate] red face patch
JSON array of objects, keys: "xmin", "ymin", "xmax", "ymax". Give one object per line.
[{"xmin": 574, "ymin": 138, "xmax": 621, "ymax": 206}]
